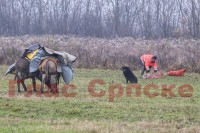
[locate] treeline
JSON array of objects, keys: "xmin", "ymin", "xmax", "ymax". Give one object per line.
[{"xmin": 1, "ymin": 0, "xmax": 200, "ymax": 39}]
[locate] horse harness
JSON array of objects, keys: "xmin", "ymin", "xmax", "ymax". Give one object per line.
[{"xmin": 39, "ymin": 57, "xmax": 58, "ymax": 75}]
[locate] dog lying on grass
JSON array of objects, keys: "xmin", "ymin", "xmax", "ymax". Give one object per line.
[{"xmin": 121, "ymin": 66, "xmax": 138, "ymax": 83}]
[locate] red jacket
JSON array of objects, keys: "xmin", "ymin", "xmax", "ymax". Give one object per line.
[
  {"xmin": 140, "ymin": 54, "xmax": 157, "ymax": 70},
  {"xmin": 167, "ymin": 69, "xmax": 186, "ymax": 76}
]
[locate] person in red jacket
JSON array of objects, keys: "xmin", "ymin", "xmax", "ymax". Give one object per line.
[{"xmin": 140, "ymin": 54, "xmax": 158, "ymax": 76}]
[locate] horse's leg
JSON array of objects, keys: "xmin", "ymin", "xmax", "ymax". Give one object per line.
[
  {"xmin": 15, "ymin": 72, "xmax": 21, "ymax": 93},
  {"xmin": 17, "ymin": 79, "xmax": 21, "ymax": 93},
  {"xmin": 41, "ymin": 74, "xmax": 45, "ymax": 93},
  {"xmin": 32, "ymin": 77, "xmax": 36, "ymax": 92},
  {"xmin": 55, "ymin": 74, "xmax": 59, "ymax": 94},
  {"xmin": 57, "ymin": 73, "xmax": 60, "ymax": 85},
  {"xmin": 50, "ymin": 75, "xmax": 55, "ymax": 93},
  {"xmin": 50, "ymin": 75, "xmax": 59, "ymax": 94},
  {"xmin": 21, "ymin": 80, "xmax": 27, "ymax": 92}
]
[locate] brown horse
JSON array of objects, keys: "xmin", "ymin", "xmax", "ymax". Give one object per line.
[
  {"xmin": 39, "ymin": 58, "xmax": 60, "ymax": 93},
  {"xmin": 15, "ymin": 58, "xmax": 40, "ymax": 93}
]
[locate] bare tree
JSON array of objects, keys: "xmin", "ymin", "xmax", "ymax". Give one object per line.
[{"xmin": 0, "ymin": 0, "xmax": 200, "ymax": 39}]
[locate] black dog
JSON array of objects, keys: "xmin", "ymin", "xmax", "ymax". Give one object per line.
[{"xmin": 121, "ymin": 66, "xmax": 138, "ymax": 83}]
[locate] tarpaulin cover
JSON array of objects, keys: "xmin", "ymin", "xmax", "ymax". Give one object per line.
[
  {"xmin": 5, "ymin": 44, "xmax": 76, "ymax": 84},
  {"xmin": 5, "ymin": 63, "xmax": 16, "ymax": 76}
]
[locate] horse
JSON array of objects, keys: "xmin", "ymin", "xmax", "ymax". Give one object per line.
[
  {"xmin": 15, "ymin": 58, "xmax": 41, "ymax": 93},
  {"xmin": 39, "ymin": 57, "xmax": 61, "ymax": 94}
]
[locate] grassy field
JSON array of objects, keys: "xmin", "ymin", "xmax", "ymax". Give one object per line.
[{"xmin": 0, "ymin": 66, "xmax": 200, "ymax": 133}]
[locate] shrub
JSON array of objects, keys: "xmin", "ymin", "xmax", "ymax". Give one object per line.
[{"xmin": 0, "ymin": 35, "xmax": 200, "ymax": 73}]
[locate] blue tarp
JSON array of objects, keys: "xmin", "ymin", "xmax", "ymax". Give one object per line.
[{"xmin": 6, "ymin": 44, "xmax": 76, "ymax": 84}]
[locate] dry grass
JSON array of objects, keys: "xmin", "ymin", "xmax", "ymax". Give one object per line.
[
  {"xmin": 0, "ymin": 35, "xmax": 200, "ymax": 73},
  {"xmin": 0, "ymin": 66, "xmax": 200, "ymax": 132},
  {"xmin": 1, "ymin": 117, "xmax": 200, "ymax": 133}
]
